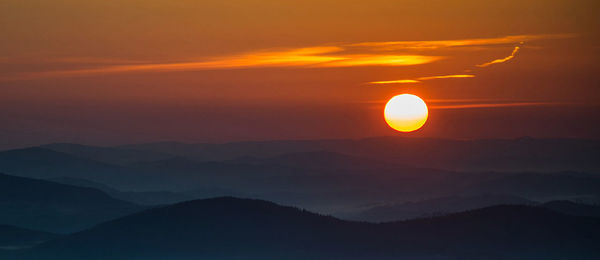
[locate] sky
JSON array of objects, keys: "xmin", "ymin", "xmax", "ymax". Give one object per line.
[{"xmin": 1, "ymin": 0, "xmax": 599, "ymax": 149}]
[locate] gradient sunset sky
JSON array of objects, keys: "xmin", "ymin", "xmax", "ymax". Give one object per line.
[{"xmin": 1, "ymin": 0, "xmax": 599, "ymax": 149}]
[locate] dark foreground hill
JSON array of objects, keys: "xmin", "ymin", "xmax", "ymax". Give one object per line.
[
  {"xmin": 0, "ymin": 173, "xmax": 142, "ymax": 233},
  {"xmin": 540, "ymin": 200, "xmax": 600, "ymax": 217},
  {"xmin": 16, "ymin": 197, "xmax": 600, "ymax": 260},
  {"xmin": 0, "ymin": 225, "xmax": 59, "ymax": 249}
]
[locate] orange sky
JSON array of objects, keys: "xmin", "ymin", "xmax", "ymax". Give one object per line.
[{"xmin": 1, "ymin": 0, "xmax": 599, "ymax": 148}]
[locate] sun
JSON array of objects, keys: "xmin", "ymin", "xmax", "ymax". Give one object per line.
[{"xmin": 384, "ymin": 94, "xmax": 428, "ymax": 132}]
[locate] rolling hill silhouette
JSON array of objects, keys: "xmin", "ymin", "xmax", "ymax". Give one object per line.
[
  {"xmin": 343, "ymin": 193, "xmax": 600, "ymax": 223},
  {"xmin": 0, "ymin": 225, "xmax": 59, "ymax": 249},
  {"xmin": 343, "ymin": 194, "xmax": 535, "ymax": 222},
  {"xmin": 0, "ymin": 147, "xmax": 150, "ymax": 190},
  {"xmin": 128, "ymin": 152, "xmax": 463, "ymax": 204},
  {"xmin": 41, "ymin": 143, "xmax": 172, "ymax": 166},
  {"xmin": 0, "ymin": 173, "xmax": 142, "ymax": 233},
  {"xmin": 460, "ymin": 173, "xmax": 600, "ymax": 200},
  {"xmin": 5, "ymin": 142, "xmax": 599, "ymax": 215},
  {"xmin": 118, "ymin": 137, "xmax": 600, "ymax": 172},
  {"xmin": 231, "ymin": 150, "xmax": 401, "ymax": 170},
  {"xmin": 48, "ymin": 177, "xmax": 193, "ymax": 205},
  {"xmin": 541, "ymin": 200, "xmax": 600, "ymax": 217},
  {"xmin": 18, "ymin": 197, "xmax": 600, "ymax": 259}
]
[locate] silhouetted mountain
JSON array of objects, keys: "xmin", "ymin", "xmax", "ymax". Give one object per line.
[
  {"xmin": 6, "ymin": 139, "xmax": 600, "ymax": 216},
  {"xmin": 27, "ymin": 197, "xmax": 364, "ymax": 259},
  {"xmin": 389, "ymin": 205, "xmax": 600, "ymax": 259},
  {"xmin": 461, "ymin": 173, "xmax": 600, "ymax": 200},
  {"xmin": 41, "ymin": 143, "xmax": 172, "ymax": 166},
  {"xmin": 131, "ymin": 155, "xmax": 429, "ymax": 193},
  {"xmin": 17, "ymin": 197, "xmax": 600, "ymax": 259},
  {"xmin": 139, "ymin": 155, "xmax": 478, "ymax": 213},
  {"xmin": 129, "ymin": 156, "xmax": 307, "ymax": 191},
  {"xmin": 0, "ymin": 145, "xmax": 466, "ymax": 209},
  {"xmin": 541, "ymin": 200, "xmax": 600, "ymax": 218},
  {"xmin": 119, "ymin": 137, "xmax": 600, "ymax": 172},
  {"xmin": 118, "ymin": 140, "xmax": 323, "ymax": 162},
  {"xmin": 48, "ymin": 177, "xmax": 118, "ymax": 193},
  {"xmin": 48, "ymin": 177, "xmax": 192, "ymax": 205},
  {"xmin": 30, "ymin": 149, "xmax": 490, "ymax": 213},
  {"xmin": 0, "ymin": 173, "xmax": 142, "ymax": 233},
  {"xmin": 232, "ymin": 150, "xmax": 400, "ymax": 170},
  {"xmin": 0, "ymin": 225, "xmax": 59, "ymax": 249},
  {"xmin": 0, "ymin": 147, "xmax": 151, "ymax": 190},
  {"xmin": 343, "ymin": 194, "xmax": 534, "ymax": 222}
]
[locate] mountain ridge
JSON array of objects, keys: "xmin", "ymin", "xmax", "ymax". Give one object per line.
[
  {"xmin": 17, "ymin": 197, "xmax": 600, "ymax": 259},
  {"xmin": 0, "ymin": 173, "xmax": 143, "ymax": 233}
]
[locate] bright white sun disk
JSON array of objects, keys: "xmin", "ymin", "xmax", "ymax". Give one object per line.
[{"xmin": 384, "ymin": 94, "xmax": 428, "ymax": 132}]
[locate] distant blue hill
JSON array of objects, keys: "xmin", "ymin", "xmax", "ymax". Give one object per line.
[
  {"xmin": 47, "ymin": 177, "xmax": 193, "ymax": 206},
  {"xmin": 0, "ymin": 173, "xmax": 143, "ymax": 233},
  {"xmin": 0, "ymin": 147, "xmax": 150, "ymax": 190},
  {"xmin": 343, "ymin": 194, "xmax": 535, "ymax": 222},
  {"xmin": 117, "ymin": 137, "xmax": 600, "ymax": 172},
  {"xmin": 40, "ymin": 143, "xmax": 172, "ymax": 166}
]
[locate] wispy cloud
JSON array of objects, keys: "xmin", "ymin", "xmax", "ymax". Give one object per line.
[
  {"xmin": 426, "ymin": 98, "xmax": 498, "ymax": 103},
  {"xmin": 2, "ymin": 33, "xmax": 576, "ymax": 81},
  {"xmin": 418, "ymin": 74, "xmax": 475, "ymax": 81},
  {"xmin": 319, "ymin": 55, "xmax": 439, "ymax": 67},
  {"xmin": 476, "ymin": 46, "xmax": 520, "ymax": 67},
  {"xmin": 369, "ymin": 79, "xmax": 421, "ymax": 84},
  {"xmin": 350, "ymin": 34, "xmax": 574, "ymax": 50},
  {"xmin": 369, "ymin": 74, "xmax": 475, "ymax": 85},
  {"xmin": 368, "ymin": 44, "xmax": 523, "ymax": 85},
  {"xmin": 7, "ymin": 47, "xmax": 440, "ymax": 80},
  {"xmin": 430, "ymin": 102, "xmax": 562, "ymax": 110},
  {"xmin": 365, "ymin": 34, "xmax": 576, "ymax": 86},
  {"xmin": 361, "ymin": 99, "xmax": 567, "ymax": 110}
]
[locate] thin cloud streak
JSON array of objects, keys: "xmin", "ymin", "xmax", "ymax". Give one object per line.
[
  {"xmin": 418, "ymin": 74, "xmax": 475, "ymax": 80},
  {"xmin": 427, "ymin": 98, "xmax": 499, "ymax": 103},
  {"xmin": 476, "ymin": 46, "xmax": 520, "ymax": 67},
  {"xmin": 369, "ymin": 74, "xmax": 475, "ymax": 85},
  {"xmin": 350, "ymin": 34, "xmax": 574, "ymax": 50},
  {"xmin": 430, "ymin": 102, "xmax": 562, "ymax": 110},
  {"xmin": 9, "ymin": 47, "xmax": 440, "ymax": 80},
  {"xmin": 319, "ymin": 55, "xmax": 438, "ymax": 67},
  {"xmin": 369, "ymin": 79, "xmax": 420, "ymax": 84},
  {"xmin": 359, "ymin": 99, "xmax": 561, "ymax": 105}
]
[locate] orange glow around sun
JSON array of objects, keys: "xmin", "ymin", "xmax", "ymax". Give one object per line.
[{"xmin": 384, "ymin": 94, "xmax": 428, "ymax": 132}]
